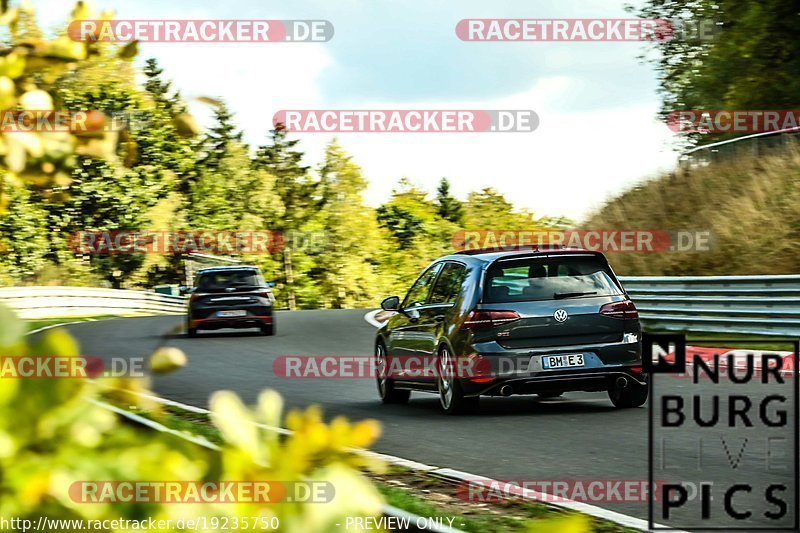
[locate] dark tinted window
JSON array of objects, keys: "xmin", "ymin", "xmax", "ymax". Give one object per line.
[
  {"xmin": 196, "ymin": 270, "xmax": 263, "ymax": 291},
  {"xmin": 429, "ymin": 263, "xmax": 467, "ymax": 304},
  {"xmin": 484, "ymin": 256, "xmax": 622, "ymax": 303},
  {"xmin": 403, "ymin": 263, "xmax": 443, "ymax": 308}
]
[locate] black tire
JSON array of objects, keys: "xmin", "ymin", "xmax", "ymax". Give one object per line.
[
  {"xmin": 537, "ymin": 391, "xmax": 563, "ymax": 399},
  {"xmin": 609, "ymin": 383, "xmax": 648, "ymax": 408},
  {"xmin": 260, "ymin": 323, "xmax": 275, "ymax": 336},
  {"xmin": 187, "ymin": 327, "xmax": 198, "ymax": 338},
  {"xmin": 438, "ymin": 347, "xmax": 480, "ymax": 415},
  {"xmin": 376, "ymin": 343, "xmax": 410, "ymax": 404}
]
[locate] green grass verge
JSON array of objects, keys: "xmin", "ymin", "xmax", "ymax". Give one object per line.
[{"xmin": 25, "ymin": 315, "xmax": 122, "ymax": 332}]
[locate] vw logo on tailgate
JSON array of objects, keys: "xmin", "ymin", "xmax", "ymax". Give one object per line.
[{"xmin": 553, "ymin": 309, "xmax": 568, "ymax": 323}]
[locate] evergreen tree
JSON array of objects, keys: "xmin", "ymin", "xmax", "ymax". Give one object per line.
[
  {"xmin": 143, "ymin": 58, "xmax": 177, "ymax": 114},
  {"xmin": 435, "ymin": 177, "xmax": 464, "ymax": 225},
  {"xmin": 253, "ymin": 125, "xmax": 319, "ymax": 309},
  {"xmin": 199, "ymin": 103, "xmax": 243, "ymax": 170}
]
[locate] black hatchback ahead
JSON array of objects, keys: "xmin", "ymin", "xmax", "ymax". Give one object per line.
[
  {"xmin": 374, "ymin": 247, "xmax": 647, "ymax": 414},
  {"xmin": 184, "ymin": 266, "xmax": 276, "ymax": 337}
]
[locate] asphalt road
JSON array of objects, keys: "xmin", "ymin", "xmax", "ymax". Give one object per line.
[{"xmin": 41, "ymin": 311, "xmax": 797, "ymax": 530}]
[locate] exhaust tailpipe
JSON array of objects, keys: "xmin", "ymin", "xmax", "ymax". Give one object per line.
[
  {"xmin": 499, "ymin": 385, "xmax": 513, "ymax": 396},
  {"xmin": 616, "ymin": 376, "xmax": 628, "ymax": 388}
]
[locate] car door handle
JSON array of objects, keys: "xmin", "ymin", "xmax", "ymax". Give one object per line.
[{"xmin": 434, "ymin": 315, "xmax": 445, "ymax": 323}]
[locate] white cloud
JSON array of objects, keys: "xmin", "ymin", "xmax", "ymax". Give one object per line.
[
  {"xmin": 281, "ymin": 77, "xmax": 678, "ymax": 221},
  {"xmin": 32, "ymin": 0, "xmax": 678, "ymax": 222},
  {"xmin": 143, "ymin": 41, "xmax": 333, "ymax": 149}
]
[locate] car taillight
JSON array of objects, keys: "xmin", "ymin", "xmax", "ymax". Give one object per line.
[
  {"xmin": 253, "ymin": 290, "xmax": 274, "ymax": 302},
  {"xmin": 599, "ymin": 300, "xmax": 639, "ymax": 319},
  {"xmin": 463, "ymin": 310, "xmax": 521, "ymax": 329}
]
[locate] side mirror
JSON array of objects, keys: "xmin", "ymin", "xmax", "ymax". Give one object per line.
[
  {"xmin": 381, "ymin": 296, "xmax": 401, "ymax": 311},
  {"xmin": 178, "ymin": 286, "xmax": 193, "ymax": 295}
]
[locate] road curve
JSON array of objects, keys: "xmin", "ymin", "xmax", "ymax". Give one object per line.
[{"xmin": 39, "ymin": 311, "xmax": 795, "ymax": 529}]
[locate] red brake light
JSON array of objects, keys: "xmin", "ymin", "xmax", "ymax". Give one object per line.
[
  {"xmin": 599, "ymin": 300, "xmax": 639, "ymax": 319},
  {"xmin": 463, "ymin": 310, "xmax": 521, "ymax": 330}
]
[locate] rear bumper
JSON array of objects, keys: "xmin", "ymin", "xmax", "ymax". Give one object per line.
[
  {"xmin": 188, "ymin": 314, "xmax": 272, "ymax": 330},
  {"xmin": 463, "ymin": 367, "xmax": 647, "ymax": 397},
  {"xmin": 459, "ymin": 338, "xmax": 644, "ymax": 396}
]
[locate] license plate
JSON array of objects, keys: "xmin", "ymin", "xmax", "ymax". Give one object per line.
[
  {"xmin": 541, "ymin": 354, "xmax": 584, "ymax": 370},
  {"xmin": 217, "ymin": 310, "xmax": 247, "ymax": 317}
]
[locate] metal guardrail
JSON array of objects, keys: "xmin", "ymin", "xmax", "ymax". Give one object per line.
[
  {"xmin": 619, "ymin": 275, "xmax": 800, "ymax": 337},
  {"xmin": 3, "ymin": 275, "xmax": 800, "ymax": 336},
  {"xmin": 680, "ymin": 126, "xmax": 800, "ymax": 167},
  {"xmin": 0, "ymin": 286, "xmax": 186, "ymax": 318}
]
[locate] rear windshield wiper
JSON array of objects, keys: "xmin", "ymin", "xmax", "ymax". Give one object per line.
[{"xmin": 553, "ymin": 291, "xmax": 597, "ymax": 300}]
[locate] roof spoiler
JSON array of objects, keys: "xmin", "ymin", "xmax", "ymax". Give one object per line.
[{"xmin": 454, "ymin": 244, "xmax": 568, "ymax": 255}]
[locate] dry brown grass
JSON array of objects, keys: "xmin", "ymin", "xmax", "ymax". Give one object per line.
[{"xmin": 583, "ymin": 148, "xmax": 800, "ymax": 275}]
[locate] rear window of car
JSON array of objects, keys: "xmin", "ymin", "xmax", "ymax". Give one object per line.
[
  {"xmin": 195, "ymin": 270, "xmax": 263, "ymax": 291},
  {"xmin": 483, "ymin": 255, "xmax": 623, "ymax": 303}
]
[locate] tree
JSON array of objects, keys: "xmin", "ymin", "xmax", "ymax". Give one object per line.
[
  {"xmin": 143, "ymin": 58, "xmax": 182, "ymax": 115},
  {"xmin": 253, "ymin": 125, "xmax": 319, "ymax": 309},
  {"xmin": 190, "ymin": 142, "xmax": 280, "ymax": 231},
  {"xmin": 312, "ymin": 141, "xmax": 383, "ymax": 308},
  {"xmin": 462, "ymin": 187, "xmax": 538, "ymax": 229},
  {"xmin": 0, "ymin": 175, "xmax": 49, "ymax": 285},
  {"xmin": 0, "ymin": 2, "xmax": 203, "ymax": 288},
  {"xmin": 435, "ymin": 177, "xmax": 464, "ymax": 225},
  {"xmin": 375, "ymin": 178, "xmax": 455, "ymax": 296},
  {"xmin": 47, "ymin": 64, "xmax": 163, "ymax": 288},
  {"xmin": 198, "ymin": 103, "xmax": 243, "ymax": 170},
  {"xmin": 633, "ymin": 0, "xmax": 800, "ymax": 146}
]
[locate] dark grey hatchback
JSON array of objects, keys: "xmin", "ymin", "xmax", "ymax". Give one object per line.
[
  {"xmin": 374, "ymin": 246, "xmax": 647, "ymax": 414},
  {"xmin": 185, "ymin": 266, "xmax": 275, "ymax": 337}
]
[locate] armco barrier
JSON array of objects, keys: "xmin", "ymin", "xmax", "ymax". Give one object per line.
[
  {"xmin": 3, "ymin": 275, "xmax": 800, "ymax": 336},
  {"xmin": 620, "ymin": 274, "xmax": 800, "ymax": 337},
  {"xmin": 0, "ymin": 286, "xmax": 186, "ymax": 319}
]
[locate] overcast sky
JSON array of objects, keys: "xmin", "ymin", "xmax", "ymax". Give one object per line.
[{"xmin": 39, "ymin": 0, "xmax": 680, "ymax": 221}]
